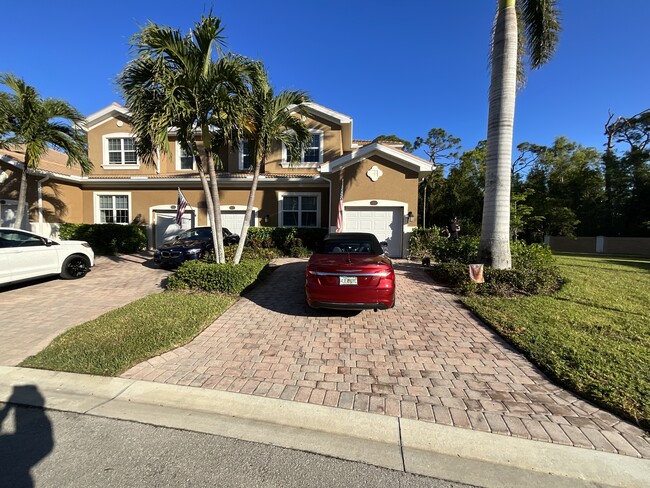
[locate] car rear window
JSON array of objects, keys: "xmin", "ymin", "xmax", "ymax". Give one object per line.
[{"xmin": 320, "ymin": 238, "xmax": 382, "ymax": 255}]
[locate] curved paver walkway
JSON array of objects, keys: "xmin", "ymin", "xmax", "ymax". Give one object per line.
[
  {"xmin": 0, "ymin": 253, "xmax": 170, "ymax": 366},
  {"xmin": 123, "ymin": 259, "xmax": 650, "ymax": 459}
]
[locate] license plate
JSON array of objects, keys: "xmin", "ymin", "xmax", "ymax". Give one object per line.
[{"xmin": 339, "ymin": 276, "xmax": 357, "ymax": 285}]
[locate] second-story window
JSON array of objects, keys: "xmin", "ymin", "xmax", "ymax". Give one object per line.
[
  {"xmin": 303, "ymin": 133, "xmax": 321, "ymax": 163},
  {"xmin": 282, "ymin": 130, "xmax": 323, "ymax": 167},
  {"xmin": 179, "ymin": 147, "xmax": 194, "ymax": 170},
  {"xmin": 107, "ymin": 137, "xmax": 137, "ymax": 165},
  {"xmin": 239, "ymin": 139, "xmax": 252, "ymax": 170}
]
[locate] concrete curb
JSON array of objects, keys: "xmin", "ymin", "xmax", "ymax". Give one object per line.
[{"xmin": 1, "ymin": 366, "xmax": 648, "ymax": 488}]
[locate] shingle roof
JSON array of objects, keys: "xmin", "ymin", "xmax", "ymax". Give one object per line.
[{"xmin": 0, "ymin": 146, "xmax": 83, "ymax": 177}]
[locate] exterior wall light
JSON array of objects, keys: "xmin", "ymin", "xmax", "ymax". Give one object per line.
[{"xmin": 407, "ymin": 211, "xmax": 414, "ymax": 223}]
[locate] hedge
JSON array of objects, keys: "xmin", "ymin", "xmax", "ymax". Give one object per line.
[
  {"xmin": 59, "ymin": 223, "xmax": 147, "ymax": 255},
  {"xmin": 167, "ymin": 259, "xmax": 269, "ymax": 294},
  {"xmin": 245, "ymin": 227, "xmax": 327, "ymax": 254}
]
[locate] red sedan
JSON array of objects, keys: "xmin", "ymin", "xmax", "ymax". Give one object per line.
[{"xmin": 305, "ymin": 232, "xmax": 396, "ymax": 311}]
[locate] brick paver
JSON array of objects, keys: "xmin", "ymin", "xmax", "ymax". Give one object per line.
[
  {"xmin": 0, "ymin": 253, "xmax": 170, "ymax": 366},
  {"xmin": 115, "ymin": 258, "xmax": 650, "ymax": 458}
]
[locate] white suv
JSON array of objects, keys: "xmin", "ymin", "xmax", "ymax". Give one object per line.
[{"xmin": 0, "ymin": 227, "xmax": 95, "ymax": 286}]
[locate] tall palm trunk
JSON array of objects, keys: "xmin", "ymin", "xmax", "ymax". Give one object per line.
[
  {"xmin": 233, "ymin": 153, "xmax": 264, "ymax": 264},
  {"xmin": 14, "ymin": 167, "xmax": 28, "ymax": 229},
  {"xmin": 479, "ymin": 0, "xmax": 517, "ymax": 269},
  {"xmin": 207, "ymin": 156, "xmax": 225, "ymax": 263}
]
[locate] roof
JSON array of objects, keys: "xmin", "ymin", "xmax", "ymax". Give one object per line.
[
  {"xmin": 0, "ymin": 146, "xmax": 83, "ymax": 177},
  {"xmin": 320, "ymin": 142, "xmax": 434, "ymax": 176}
]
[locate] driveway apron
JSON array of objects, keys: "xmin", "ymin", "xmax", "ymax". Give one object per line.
[
  {"xmin": 0, "ymin": 253, "xmax": 170, "ymax": 366},
  {"xmin": 124, "ymin": 258, "xmax": 648, "ymax": 459}
]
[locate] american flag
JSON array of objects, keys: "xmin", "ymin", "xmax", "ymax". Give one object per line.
[
  {"xmin": 335, "ymin": 185, "xmax": 344, "ymax": 233},
  {"xmin": 175, "ymin": 188, "xmax": 188, "ymax": 225}
]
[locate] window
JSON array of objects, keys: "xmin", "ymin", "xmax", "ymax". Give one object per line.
[
  {"xmin": 0, "ymin": 229, "xmax": 46, "ymax": 248},
  {"xmin": 98, "ymin": 194, "xmax": 130, "ymax": 224},
  {"xmin": 239, "ymin": 139, "xmax": 252, "ymax": 170},
  {"xmin": 280, "ymin": 193, "xmax": 319, "ymax": 227},
  {"xmin": 107, "ymin": 137, "xmax": 137, "ymax": 164},
  {"xmin": 281, "ymin": 130, "xmax": 323, "ymax": 167},
  {"xmin": 177, "ymin": 143, "xmax": 195, "ymax": 170}
]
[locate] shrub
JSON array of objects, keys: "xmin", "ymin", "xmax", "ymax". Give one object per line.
[
  {"xmin": 245, "ymin": 227, "xmax": 327, "ymax": 255},
  {"xmin": 167, "ymin": 259, "xmax": 268, "ymax": 294},
  {"xmin": 409, "ymin": 229, "xmax": 479, "ymax": 263},
  {"xmin": 427, "ymin": 241, "xmax": 564, "ymax": 297},
  {"xmin": 223, "ymin": 245, "xmax": 282, "ymax": 261},
  {"xmin": 59, "ymin": 223, "xmax": 147, "ymax": 255}
]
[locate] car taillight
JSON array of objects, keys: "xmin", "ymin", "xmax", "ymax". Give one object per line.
[{"xmin": 378, "ymin": 269, "xmax": 395, "ymax": 287}]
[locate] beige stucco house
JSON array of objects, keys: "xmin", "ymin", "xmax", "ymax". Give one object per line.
[{"xmin": 0, "ymin": 102, "xmax": 432, "ymax": 257}]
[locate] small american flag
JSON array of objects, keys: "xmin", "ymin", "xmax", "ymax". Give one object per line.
[
  {"xmin": 175, "ymin": 188, "xmax": 188, "ymax": 225},
  {"xmin": 335, "ymin": 185, "xmax": 344, "ymax": 233}
]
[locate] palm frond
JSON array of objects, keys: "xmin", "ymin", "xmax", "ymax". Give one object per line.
[{"xmin": 519, "ymin": 0, "xmax": 561, "ymax": 69}]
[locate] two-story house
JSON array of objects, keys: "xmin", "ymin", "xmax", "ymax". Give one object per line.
[{"xmin": 0, "ymin": 102, "xmax": 432, "ymax": 257}]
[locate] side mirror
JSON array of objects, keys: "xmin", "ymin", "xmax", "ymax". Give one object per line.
[
  {"xmin": 380, "ymin": 241, "xmax": 389, "ymax": 255},
  {"xmin": 44, "ymin": 239, "xmax": 53, "ymax": 247}
]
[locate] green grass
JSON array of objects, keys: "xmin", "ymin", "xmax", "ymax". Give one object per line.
[
  {"xmin": 463, "ymin": 254, "xmax": 650, "ymax": 429},
  {"xmin": 21, "ymin": 291, "xmax": 235, "ymax": 376}
]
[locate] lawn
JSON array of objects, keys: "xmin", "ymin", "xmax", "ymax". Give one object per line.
[
  {"xmin": 463, "ymin": 254, "xmax": 650, "ymax": 429},
  {"xmin": 21, "ymin": 291, "xmax": 235, "ymax": 376}
]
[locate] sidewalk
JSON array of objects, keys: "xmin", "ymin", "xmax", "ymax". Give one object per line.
[{"xmin": 1, "ymin": 366, "xmax": 648, "ymax": 488}]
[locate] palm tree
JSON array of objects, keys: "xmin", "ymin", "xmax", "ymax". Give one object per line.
[
  {"xmin": 479, "ymin": 0, "xmax": 560, "ymax": 268},
  {"xmin": 0, "ymin": 74, "xmax": 92, "ymax": 229},
  {"xmin": 232, "ymin": 61, "xmax": 311, "ymax": 264},
  {"xmin": 118, "ymin": 14, "xmax": 248, "ymax": 263}
]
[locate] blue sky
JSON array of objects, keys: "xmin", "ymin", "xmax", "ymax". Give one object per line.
[{"xmin": 3, "ymin": 1, "xmax": 648, "ymax": 155}]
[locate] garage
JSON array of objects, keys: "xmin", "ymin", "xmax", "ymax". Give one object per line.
[
  {"xmin": 219, "ymin": 208, "xmax": 257, "ymax": 235},
  {"xmin": 343, "ymin": 206, "xmax": 403, "ymax": 257}
]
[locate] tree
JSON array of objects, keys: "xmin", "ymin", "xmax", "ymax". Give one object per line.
[
  {"xmin": 604, "ymin": 109, "xmax": 650, "ymax": 235},
  {"xmin": 479, "ymin": 0, "xmax": 561, "ymax": 268},
  {"xmin": 371, "ymin": 134, "xmax": 413, "ymax": 152},
  {"xmin": 231, "ymin": 61, "xmax": 311, "ymax": 264},
  {"xmin": 119, "ymin": 13, "xmax": 247, "ymax": 263},
  {"xmin": 0, "ymin": 74, "xmax": 92, "ymax": 229},
  {"xmin": 413, "ymin": 128, "xmax": 461, "ymax": 228}
]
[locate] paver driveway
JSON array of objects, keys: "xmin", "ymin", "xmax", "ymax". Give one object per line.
[
  {"xmin": 0, "ymin": 253, "xmax": 170, "ymax": 366},
  {"xmin": 124, "ymin": 258, "xmax": 649, "ymax": 459}
]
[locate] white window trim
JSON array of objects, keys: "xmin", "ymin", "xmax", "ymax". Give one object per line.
[
  {"xmin": 238, "ymin": 140, "xmax": 252, "ymax": 171},
  {"xmin": 277, "ymin": 192, "xmax": 321, "ymax": 228},
  {"xmin": 280, "ymin": 129, "xmax": 324, "ymax": 169},
  {"xmin": 175, "ymin": 141, "xmax": 196, "ymax": 171},
  {"xmin": 102, "ymin": 133, "xmax": 140, "ymax": 169},
  {"xmin": 93, "ymin": 191, "xmax": 132, "ymax": 225}
]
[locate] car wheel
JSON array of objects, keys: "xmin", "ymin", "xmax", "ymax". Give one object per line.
[{"xmin": 61, "ymin": 255, "xmax": 90, "ymax": 279}]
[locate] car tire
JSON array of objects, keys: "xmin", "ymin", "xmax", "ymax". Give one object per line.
[{"xmin": 61, "ymin": 255, "xmax": 91, "ymax": 280}]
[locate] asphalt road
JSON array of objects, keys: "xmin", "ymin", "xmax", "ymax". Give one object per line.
[{"xmin": 0, "ymin": 404, "xmax": 475, "ymax": 488}]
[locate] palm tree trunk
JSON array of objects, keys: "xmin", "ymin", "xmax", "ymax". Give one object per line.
[
  {"xmin": 207, "ymin": 155, "xmax": 225, "ymax": 263},
  {"xmin": 479, "ymin": 0, "xmax": 517, "ymax": 269},
  {"xmin": 233, "ymin": 154, "xmax": 263, "ymax": 264},
  {"xmin": 14, "ymin": 168, "xmax": 29, "ymax": 229},
  {"xmin": 197, "ymin": 166, "xmax": 218, "ymax": 262}
]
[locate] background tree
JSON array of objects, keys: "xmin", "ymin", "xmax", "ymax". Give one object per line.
[
  {"xmin": 413, "ymin": 128, "xmax": 461, "ymax": 228},
  {"xmin": 371, "ymin": 134, "xmax": 413, "ymax": 152},
  {"xmin": 0, "ymin": 73, "xmax": 92, "ymax": 229},
  {"xmin": 232, "ymin": 61, "xmax": 311, "ymax": 264},
  {"xmin": 603, "ymin": 109, "xmax": 650, "ymax": 235},
  {"xmin": 480, "ymin": 0, "xmax": 561, "ymax": 268},
  {"xmin": 119, "ymin": 14, "xmax": 247, "ymax": 262}
]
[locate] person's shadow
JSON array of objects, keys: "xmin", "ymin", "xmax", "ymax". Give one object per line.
[{"xmin": 0, "ymin": 385, "xmax": 54, "ymax": 488}]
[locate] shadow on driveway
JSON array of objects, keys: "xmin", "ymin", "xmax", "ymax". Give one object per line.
[{"xmin": 243, "ymin": 261, "xmax": 361, "ymax": 318}]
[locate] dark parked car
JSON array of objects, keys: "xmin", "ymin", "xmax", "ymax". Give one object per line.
[
  {"xmin": 305, "ymin": 232, "xmax": 395, "ymax": 311},
  {"xmin": 153, "ymin": 226, "xmax": 239, "ymax": 267}
]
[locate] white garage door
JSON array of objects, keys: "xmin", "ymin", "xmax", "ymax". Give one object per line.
[
  {"xmin": 220, "ymin": 210, "xmax": 256, "ymax": 235},
  {"xmin": 344, "ymin": 206, "xmax": 402, "ymax": 257},
  {"xmin": 154, "ymin": 211, "xmax": 194, "ymax": 248}
]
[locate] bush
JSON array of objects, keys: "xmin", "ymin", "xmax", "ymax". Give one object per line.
[
  {"xmin": 427, "ymin": 241, "xmax": 564, "ymax": 297},
  {"xmin": 167, "ymin": 259, "xmax": 269, "ymax": 294},
  {"xmin": 408, "ymin": 227, "xmax": 446, "ymax": 259},
  {"xmin": 59, "ymin": 223, "xmax": 147, "ymax": 255},
  {"xmin": 409, "ymin": 228, "xmax": 479, "ymax": 263},
  {"xmin": 245, "ymin": 227, "xmax": 326, "ymax": 255},
  {"xmin": 223, "ymin": 245, "xmax": 282, "ymax": 261}
]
